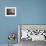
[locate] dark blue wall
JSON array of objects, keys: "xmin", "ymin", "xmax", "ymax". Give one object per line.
[{"xmin": 0, "ymin": 0, "xmax": 46, "ymax": 44}]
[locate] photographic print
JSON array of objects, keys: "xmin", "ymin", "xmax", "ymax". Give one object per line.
[{"xmin": 5, "ymin": 7, "xmax": 16, "ymax": 16}]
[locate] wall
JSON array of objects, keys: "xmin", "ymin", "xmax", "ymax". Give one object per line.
[{"xmin": 0, "ymin": 0, "xmax": 46, "ymax": 44}]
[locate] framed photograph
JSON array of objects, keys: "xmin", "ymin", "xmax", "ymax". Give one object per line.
[{"xmin": 5, "ymin": 7, "xmax": 16, "ymax": 16}]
